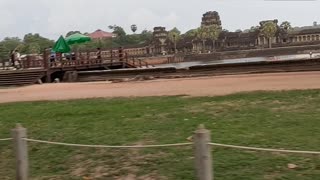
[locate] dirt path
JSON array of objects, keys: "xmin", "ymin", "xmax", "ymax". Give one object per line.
[{"xmin": 0, "ymin": 71, "xmax": 319, "ymax": 103}]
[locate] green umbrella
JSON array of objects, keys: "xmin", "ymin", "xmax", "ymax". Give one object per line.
[
  {"xmin": 66, "ymin": 33, "xmax": 91, "ymax": 45},
  {"xmin": 53, "ymin": 36, "xmax": 71, "ymax": 53}
]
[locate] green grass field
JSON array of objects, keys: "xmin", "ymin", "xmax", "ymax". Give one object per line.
[{"xmin": 1, "ymin": 90, "xmax": 320, "ymax": 180}]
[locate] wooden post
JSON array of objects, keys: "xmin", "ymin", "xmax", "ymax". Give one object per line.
[
  {"xmin": 43, "ymin": 49, "xmax": 52, "ymax": 83},
  {"xmin": 86, "ymin": 51, "xmax": 90, "ymax": 62},
  {"xmin": 43, "ymin": 49, "xmax": 49, "ymax": 69},
  {"xmin": 110, "ymin": 50, "xmax": 113, "ymax": 64},
  {"xmin": 26, "ymin": 55, "xmax": 31, "ymax": 69},
  {"xmin": 11, "ymin": 124, "xmax": 29, "ymax": 180},
  {"xmin": 125, "ymin": 52, "xmax": 128, "ymax": 63},
  {"xmin": 194, "ymin": 124, "xmax": 213, "ymax": 180}
]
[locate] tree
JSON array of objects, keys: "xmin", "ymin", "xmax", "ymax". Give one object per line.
[
  {"xmin": 249, "ymin": 26, "xmax": 260, "ymax": 33},
  {"xmin": 131, "ymin": 24, "xmax": 137, "ymax": 33},
  {"xmin": 313, "ymin": 21, "xmax": 318, "ymax": 26},
  {"xmin": 243, "ymin": 26, "xmax": 260, "ymax": 33},
  {"xmin": 235, "ymin": 29, "xmax": 242, "ymax": 33},
  {"xmin": 26, "ymin": 43, "xmax": 41, "ymax": 54},
  {"xmin": 280, "ymin": 21, "xmax": 292, "ymax": 30},
  {"xmin": 108, "ymin": 24, "xmax": 116, "ymax": 30},
  {"xmin": 206, "ymin": 25, "xmax": 221, "ymax": 51},
  {"xmin": 168, "ymin": 27, "xmax": 181, "ymax": 53},
  {"xmin": 222, "ymin": 29, "xmax": 229, "ymax": 33},
  {"xmin": 261, "ymin": 21, "xmax": 278, "ymax": 48},
  {"xmin": 0, "ymin": 37, "xmax": 22, "ymax": 62},
  {"xmin": 1, "ymin": 37, "xmax": 22, "ymax": 51},
  {"xmin": 66, "ymin": 31, "xmax": 81, "ymax": 37},
  {"xmin": 109, "ymin": 25, "xmax": 126, "ymax": 37},
  {"xmin": 140, "ymin": 30, "xmax": 153, "ymax": 42},
  {"xmin": 0, "ymin": 44, "xmax": 10, "ymax": 62},
  {"xmin": 183, "ymin": 29, "xmax": 198, "ymax": 39},
  {"xmin": 72, "ymin": 29, "xmax": 152, "ymax": 51},
  {"xmin": 23, "ymin": 33, "xmax": 54, "ymax": 52},
  {"xmin": 196, "ymin": 26, "xmax": 209, "ymax": 52},
  {"xmin": 16, "ymin": 44, "xmax": 27, "ymax": 54}
]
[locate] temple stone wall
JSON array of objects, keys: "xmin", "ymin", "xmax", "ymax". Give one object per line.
[{"xmin": 185, "ymin": 44, "xmax": 320, "ymax": 61}]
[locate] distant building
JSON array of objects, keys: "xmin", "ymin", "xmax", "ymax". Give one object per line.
[
  {"xmin": 201, "ymin": 11, "xmax": 222, "ymax": 28},
  {"xmin": 280, "ymin": 25, "xmax": 320, "ymax": 45},
  {"xmin": 192, "ymin": 11, "xmax": 320, "ymax": 52},
  {"xmin": 149, "ymin": 27, "xmax": 169, "ymax": 54},
  {"xmin": 193, "ymin": 11, "xmax": 223, "ymax": 52},
  {"xmin": 129, "ymin": 11, "xmax": 320, "ymax": 56},
  {"xmin": 89, "ymin": 29, "xmax": 116, "ymax": 40}
]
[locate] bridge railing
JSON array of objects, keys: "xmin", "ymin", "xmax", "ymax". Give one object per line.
[
  {"xmin": 1, "ymin": 48, "xmax": 172, "ymax": 71},
  {"xmin": 0, "ymin": 55, "xmax": 44, "ymax": 70},
  {"xmin": 47, "ymin": 49, "xmax": 123, "ymax": 69},
  {"xmin": 124, "ymin": 53, "xmax": 152, "ymax": 68},
  {"xmin": 49, "ymin": 59, "xmax": 105, "ymax": 68}
]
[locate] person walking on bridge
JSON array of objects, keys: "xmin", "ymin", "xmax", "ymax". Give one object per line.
[
  {"xmin": 96, "ymin": 48, "xmax": 102, "ymax": 63},
  {"xmin": 10, "ymin": 50, "xmax": 15, "ymax": 67},
  {"xmin": 14, "ymin": 50, "xmax": 21, "ymax": 69}
]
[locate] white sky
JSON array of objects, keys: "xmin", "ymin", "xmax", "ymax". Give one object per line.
[{"xmin": 0, "ymin": 0, "xmax": 319, "ymax": 40}]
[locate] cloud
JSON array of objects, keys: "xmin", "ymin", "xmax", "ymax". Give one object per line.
[
  {"xmin": 0, "ymin": 0, "xmax": 320, "ymax": 40},
  {"xmin": 127, "ymin": 8, "xmax": 179, "ymax": 32}
]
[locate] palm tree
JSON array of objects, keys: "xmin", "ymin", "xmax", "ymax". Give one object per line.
[
  {"xmin": 261, "ymin": 21, "xmax": 278, "ymax": 48},
  {"xmin": 131, "ymin": 24, "xmax": 137, "ymax": 34},
  {"xmin": 206, "ymin": 25, "xmax": 221, "ymax": 51},
  {"xmin": 168, "ymin": 28, "xmax": 181, "ymax": 53},
  {"xmin": 280, "ymin": 21, "xmax": 292, "ymax": 30},
  {"xmin": 183, "ymin": 29, "xmax": 198, "ymax": 51},
  {"xmin": 196, "ymin": 26, "xmax": 209, "ymax": 53}
]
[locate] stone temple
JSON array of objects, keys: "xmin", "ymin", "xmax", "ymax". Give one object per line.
[
  {"xmin": 201, "ymin": 11, "xmax": 222, "ymax": 28},
  {"xmin": 191, "ymin": 11, "xmax": 320, "ymax": 53},
  {"xmin": 128, "ymin": 11, "xmax": 320, "ymax": 56}
]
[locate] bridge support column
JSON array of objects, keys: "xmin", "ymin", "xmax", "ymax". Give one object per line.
[
  {"xmin": 46, "ymin": 71, "xmax": 51, "ymax": 83},
  {"xmin": 63, "ymin": 71, "xmax": 78, "ymax": 82}
]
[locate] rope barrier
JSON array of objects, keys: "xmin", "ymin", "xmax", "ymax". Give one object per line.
[
  {"xmin": 208, "ymin": 143, "xmax": 320, "ymax": 155},
  {"xmin": 7, "ymin": 138, "xmax": 319, "ymax": 155},
  {"xmin": 24, "ymin": 138, "xmax": 192, "ymax": 148}
]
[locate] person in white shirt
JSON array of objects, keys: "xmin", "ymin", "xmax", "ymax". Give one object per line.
[{"xmin": 14, "ymin": 50, "xmax": 21, "ymax": 68}]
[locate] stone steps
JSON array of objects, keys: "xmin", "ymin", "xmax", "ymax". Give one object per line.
[{"xmin": 0, "ymin": 70, "xmax": 46, "ymax": 86}]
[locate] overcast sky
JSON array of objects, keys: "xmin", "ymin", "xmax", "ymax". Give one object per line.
[{"xmin": 0, "ymin": 0, "xmax": 319, "ymax": 40}]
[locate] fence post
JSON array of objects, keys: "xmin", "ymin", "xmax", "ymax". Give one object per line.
[
  {"xmin": 194, "ymin": 124, "xmax": 213, "ymax": 180},
  {"xmin": 11, "ymin": 124, "xmax": 29, "ymax": 180}
]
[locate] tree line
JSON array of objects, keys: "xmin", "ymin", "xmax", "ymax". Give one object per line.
[
  {"xmin": 0, "ymin": 33, "xmax": 54, "ymax": 62},
  {"xmin": 66, "ymin": 26, "xmax": 153, "ymax": 52},
  {"xmin": 0, "ymin": 21, "xmax": 299, "ymax": 62},
  {"xmin": 0, "ymin": 25, "xmax": 153, "ymax": 62},
  {"xmin": 162, "ymin": 21, "xmax": 295, "ymax": 53}
]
